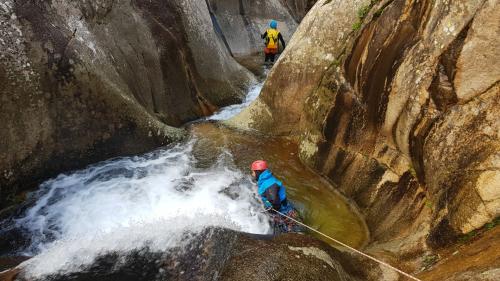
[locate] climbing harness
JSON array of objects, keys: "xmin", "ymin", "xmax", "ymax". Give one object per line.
[{"xmin": 271, "ymin": 208, "xmax": 423, "ymax": 281}]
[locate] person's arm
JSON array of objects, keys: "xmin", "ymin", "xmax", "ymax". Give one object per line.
[
  {"xmin": 261, "ymin": 31, "xmax": 268, "ymax": 39},
  {"xmin": 278, "ymin": 33, "xmax": 286, "ymax": 49},
  {"xmin": 260, "ymin": 193, "xmax": 273, "ymax": 210}
]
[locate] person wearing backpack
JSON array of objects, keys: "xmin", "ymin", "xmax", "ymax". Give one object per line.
[{"xmin": 261, "ymin": 20, "xmax": 286, "ymax": 64}]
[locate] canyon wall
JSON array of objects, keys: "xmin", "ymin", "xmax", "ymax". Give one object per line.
[
  {"xmin": 207, "ymin": 0, "xmax": 299, "ymax": 57},
  {"xmin": 231, "ymin": 0, "xmax": 499, "ymax": 278},
  {"xmin": 0, "ymin": 0, "xmax": 256, "ymax": 210}
]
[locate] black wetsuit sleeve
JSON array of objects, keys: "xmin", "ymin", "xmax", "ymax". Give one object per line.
[
  {"xmin": 261, "ymin": 31, "xmax": 268, "ymax": 39},
  {"xmin": 263, "ymin": 184, "xmax": 281, "ymax": 210},
  {"xmin": 278, "ymin": 33, "xmax": 286, "ymax": 49}
]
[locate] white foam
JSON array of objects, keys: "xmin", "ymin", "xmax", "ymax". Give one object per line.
[
  {"xmin": 16, "ymin": 141, "xmax": 270, "ymax": 278},
  {"xmin": 208, "ymin": 82, "xmax": 263, "ymax": 121}
]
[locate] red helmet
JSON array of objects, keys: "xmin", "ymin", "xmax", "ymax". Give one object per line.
[{"xmin": 251, "ymin": 160, "xmax": 268, "ymax": 171}]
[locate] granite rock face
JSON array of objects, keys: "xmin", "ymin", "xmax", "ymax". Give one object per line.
[
  {"xmin": 279, "ymin": 0, "xmax": 319, "ymax": 22},
  {"xmin": 228, "ymin": 0, "xmax": 371, "ymax": 133},
  {"xmin": 207, "ymin": 0, "xmax": 299, "ymax": 57},
  {"xmin": 230, "ymin": 0, "xmax": 499, "ymax": 277},
  {"xmin": 0, "ymin": 229, "xmax": 369, "ymax": 281},
  {"xmin": 0, "ymin": 0, "xmax": 256, "ymax": 209}
]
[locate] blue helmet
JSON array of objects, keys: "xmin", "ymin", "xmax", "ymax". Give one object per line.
[{"xmin": 270, "ymin": 20, "xmax": 278, "ymax": 29}]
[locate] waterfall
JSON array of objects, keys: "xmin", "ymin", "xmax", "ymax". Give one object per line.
[{"xmin": 14, "ymin": 140, "xmax": 270, "ymax": 278}]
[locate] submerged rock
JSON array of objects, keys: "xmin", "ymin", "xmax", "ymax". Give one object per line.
[{"xmin": 1, "ymin": 228, "xmax": 367, "ymax": 281}]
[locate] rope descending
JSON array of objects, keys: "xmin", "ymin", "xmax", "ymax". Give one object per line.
[{"xmin": 271, "ymin": 208, "xmax": 423, "ymax": 281}]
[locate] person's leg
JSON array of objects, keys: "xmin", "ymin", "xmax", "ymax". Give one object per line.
[
  {"xmin": 270, "ymin": 53, "xmax": 276, "ymax": 63},
  {"xmin": 265, "ymin": 53, "xmax": 271, "ymax": 62}
]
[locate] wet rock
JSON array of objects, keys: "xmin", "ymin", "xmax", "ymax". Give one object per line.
[
  {"xmin": 417, "ymin": 226, "xmax": 500, "ymax": 281},
  {"xmin": 219, "ymin": 233, "xmax": 367, "ymax": 281},
  {"xmin": 0, "ymin": 257, "xmax": 29, "ymax": 272},
  {"xmin": 279, "ymin": 0, "xmax": 319, "ymax": 22},
  {"xmin": 227, "ymin": 0, "xmax": 370, "ymax": 133},
  {"xmin": 207, "ymin": 0, "xmax": 299, "ymax": 57},
  {"xmin": 0, "ymin": 0, "xmax": 258, "ymax": 210},
  {"xmin": 425, "ymin": 86, "xmax": 499, "ymax": 240},
  {"xmin": 231, "ymin": 0, "xmax": 499, "ymax": 278},
  {"xmin": 1, "ymin": 228, "xmax": 367, "ymax": 281}
]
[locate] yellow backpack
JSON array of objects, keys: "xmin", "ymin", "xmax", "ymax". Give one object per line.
[{"xmin": 266, "ymin": 28, "xmax": 280, "ymax": 49}]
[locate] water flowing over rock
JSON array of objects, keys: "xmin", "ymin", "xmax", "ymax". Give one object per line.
[
  {"xmin": 230, "ymin": 0, "xmax": 499, "ymax": 278},
  {"xmin": 0, "ymin": 122, "xmax": 370, "ymax": 280},
  {"xmin": 0, "ymin": 229, "xmax": 367, "ymax": 281},
  {"xmin": 0, "ymin": 0, "xmax": 260, "ymax": 209},
  {"xmin": 1, "ymin": 0, "xmax": 498, "ymax": 280}
]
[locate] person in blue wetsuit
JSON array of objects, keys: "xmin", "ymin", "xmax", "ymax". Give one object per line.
[
  {"xmin": 251, "ymin": 160, "xmax": 302, "ymax": 233},
  {"xmin": 250, "ymin": 160, "xmax": 291, "ymax": 213}
]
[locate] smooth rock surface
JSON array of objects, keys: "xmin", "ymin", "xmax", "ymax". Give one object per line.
[
  {"xmin": 207, "ymin": 0, "xmax": 299, "ymax": 57},
  {"xmin": 231, "ymin": 0, "xmax": 500, "ymax": 278},
  {"xmin": 0, "ymin": 229, "xmax": 369, "ymax": 281},
  {"xmin": 0, "ymin": 0, "xmax": 256, "ymax": 209}
]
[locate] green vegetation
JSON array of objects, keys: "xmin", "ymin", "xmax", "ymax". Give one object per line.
[
  {"xmin": 424, "ymin": 200, "xmax": 433, "ymax": 211},
  {"xmin": 352, "ymin": 0, "xmax": 383, "ymax": 31},
  {"xmin": 422, "ymin": 254, "xmax": 439, "ymax": 269},
  {"xmin": 357, "ymin": 4, "xmax": 372, "ymax": 19},
  {"xmin": 485, "ymin": 216, "xmax": 500, "ymax": 230},
  {"xmin": 457, "ymin": 217, "xmax": 499, "ymax": 244},
  {"xmin": 457, "ymin": 230, "xmax": 478, "ymax": 244},
  {"xmin": 352, "ymin": 21, "xmax": 362, "ymax": 32}
]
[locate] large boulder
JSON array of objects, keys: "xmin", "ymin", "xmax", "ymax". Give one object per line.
[
  {"xmin": 230, "ymin": 0, "xmax": 499, "ymax": 273},
  {"xmin": 228, "ymin": 0, "xmax": 371, "ymax": 133},
  {"xmin": 0, "ymin": 228, "xmax": 372, "ymax": 281},
  {"xmin": 0, "ymin": 0, "xmax": 255, "ymax": 209}
]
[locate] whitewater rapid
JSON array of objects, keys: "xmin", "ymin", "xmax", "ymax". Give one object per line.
[
  {"xmin": 208, "ymin": 83, "xmax": 262, "ymax": 120},
  {"xmin": 9, "ymin": 78, "xmax": 266, "ymax": 279},
  {"xmin": 15, "ymin": 141, "xmax": 269, "ymax": 277}
]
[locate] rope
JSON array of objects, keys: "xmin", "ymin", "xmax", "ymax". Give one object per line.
[{"xmin": 271, "ymin": 208, "xmax": 423, "ymax": 281}]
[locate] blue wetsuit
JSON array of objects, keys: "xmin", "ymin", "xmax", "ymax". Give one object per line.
[{"xmin": 257, "ymin": 169, "xmax": 291, "ymax": 213}]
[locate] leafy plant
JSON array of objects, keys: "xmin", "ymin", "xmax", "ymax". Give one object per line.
[
  {"xmin": 357, "ymin": 4, "xmax": 372, "ymax": 19},
  {"xmin": 352, "ymin": 0, "xmax": 381, "ymax": 31},
  {"xmin": 352, "ymin": 21, "xmax": 362, "ymax": 31}
]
